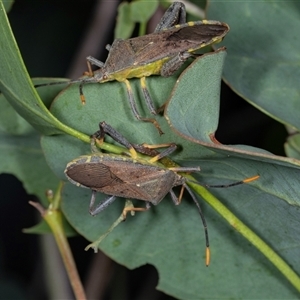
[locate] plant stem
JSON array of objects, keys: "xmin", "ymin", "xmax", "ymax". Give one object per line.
[
  {"xmin": 29, "ymin": 182, "xmax": 87, "ymax": 299},
  {"xmin": 139, "ymin": 22, "xmax": 147, "ymax": 36}
]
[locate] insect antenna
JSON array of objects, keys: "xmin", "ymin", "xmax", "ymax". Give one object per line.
[
  {"xmin": 34, "ymin": 76, "xmax": 99, "ymax": 104},
  {"xmin": 34, "ymin": 79, "xmax": 81, "ymax": 88},
  {"xmin": 204, "ymin": 175, "xmax": 259, "ymax": 188},
  {"xmin": 187, "ymin": 174, "xmax": 259, "ymax": 189},
  {"xmin": 183, "ymin": 183, "xmax": 210, "ymax": 267}
]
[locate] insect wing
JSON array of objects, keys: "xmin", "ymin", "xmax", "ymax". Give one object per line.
[
  {"xmin": 102, "ymin": 39, "xmax": 136, "ymax": 73},
  {"xmin": 99, "ymin": 158, "xmax": 178, "ymax": 204},
  {"xmin": 65, "ymin": 154, "xmax": 179, "ymax": 204},
  {"xmin": 128, "ymin": 22, "xmax": 229, "ymax": 64},
  {"xmin": 101, "ymin": 21, "xmax": 229, "ymax": 73},
  {"xmin": 65, "ymin": 156, "xmax": 123, "ymax": 189}
]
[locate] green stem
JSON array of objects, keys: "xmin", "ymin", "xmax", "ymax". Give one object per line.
[
  {"xmin": 189, "ymin": 182, "xmax": 300, "ymax": 293},
  {"xmin": 139, "ymin": 22, "xmax": 147, "ymax": 36},
  {"xmin": 45, "ymin": 211, "xmax": 86, "ymax": 299},
  {"xmin": 30, "ymin": 183, "xmax": 87, "ymax": 300}
]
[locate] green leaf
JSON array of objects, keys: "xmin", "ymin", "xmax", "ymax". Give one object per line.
[
  {"xmin": 39, "ymin": 51, "xmax": 300, "ymax": 297},
  {"xmin": 0, "ymin": 131, "xmax": 59, "ymax": 206},
  {"xmin": 115, "ymin": 0, "xmax": 159, "ymax": 39},
  {"xmin": 165, "ymin": 49, "xmax": 224, "ymax": 143},
  {"xmin": 130, "ymin": 0, "xmax": 158, "ymax": 23},
  {"xmin": 0, "ymin": 78, "xmax": 68, "ymax": 135},
  {"xmin": 0, "ymin": 3, "xmax": 79, "ymax": 136},
  {"xmin": 61, "ymin": 183, "xmax": 300, "ymax": 299},
  {"xmin": 114, "ymin": 2, "xmax": 135, "ymax": 39},
  {"xmin": 207, "ymin": 1, "xmax": 300, "ymax": 131},
  {"xmin": 165, "ymin": 48, "xmax": 300, "ymax": 170},
  {"xmin": 3, "ymin": 0, "xmax": 13, "ymax": 12},
  {"xmin": 0, "ymin": 92, "xmax": 34, "ymax": 135},
  {"xmin": 285, "ymin": 134, "xmax": 300, "ymax": 160}
]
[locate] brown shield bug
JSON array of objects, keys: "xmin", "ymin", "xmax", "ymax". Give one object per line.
[
  {"xmin": 64, "ymin": 122, "xmax": 259, "ymax": 266},
  {"xmin": 36, "ymin": 2, "xmax": 229, "ymax": 134}
]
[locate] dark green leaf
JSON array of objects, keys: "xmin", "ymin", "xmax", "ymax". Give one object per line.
[
  {"xmin": 0, "ymin": 132, "xmax": 59, "ymax": 206},
  {"xmin": 39, "ymin": 52, "xmax": 300, "ymax": 297},
  {"xmin": 0, "ymin": 4, "xmax": 76, "ymax": 136},
  {"xmin": 285, "ymin": 134, "xmax": 300, "ymax": 160},
  {"xmin": 165, "ymin": 49, "xmax": 225, "ymax": 143},
  {"xmin": 130, "ymin": 0, "xmax": 158, "ymax": 23},
  {"xmin": 0, "ymin": 78, "xmax": 68, "ymax": 135},
  {"xmin": 3, "ymin": 0, "xmax": 13, "ymax": 12},
  {"xmin": 115, "ymin": 2, "xmax": 135, "ymax": 39},
  {"xmin": 207, "ymin": 1, "xmax": 300, "ymax": 131}
]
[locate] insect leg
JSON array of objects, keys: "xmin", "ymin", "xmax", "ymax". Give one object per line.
[
  {"xmin": 169, "ymin": 188, "xmax": 182, "ymax": 205},
  {"xmin": 93, "ymin": 121, "xmax": 138, "ymax": 158},
  {"xmin": 124, "ymin": 79, "xmax": 163, "ymax": 135},
  {"xmin": 169, "ymin": 184, "xmax": 210, "ymax": 266},
  {"xmin": 148, "ymin": 143, "xmax": 177, "ymax": 163},
  {"xmin": 122, "ymin": 201, "xmax": 151, "ymax": 219},
  {"xmin": 154, "ymin": 2, "xmax": 186, "ymax": 32},
  {"xmin": 131, "ymin": 142, "xmax": 177, "ymax": 159},
  {"xmin": 161, "ymin": 52, "xmax": 193, "ymax": 77},
  {"xmin": 93, "ymin": 122, "xmax": 174, "ymax": 159},
  {"xmin": 89, "ymin": 190, "xmax": 117, "ymax": 216},
  {"xmin": 86, "ymin": 56, "xmax": 105, "ymax": 69},
  {"xmin": 77, "ymin": 56, "xmax": 106, "ymax": 104},
  {"xmin": 85, "ymin": 200, "xmax": 136, "ymax": 252},
  {"xmin": 140, "ymin": 77, "xmax": 157, "ymax": 115}
]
